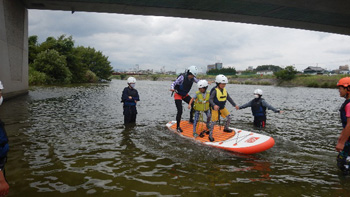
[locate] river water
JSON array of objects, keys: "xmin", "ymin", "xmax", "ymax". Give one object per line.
[{"xmin": 1, "ymin": 79, "xmax": 350, "ymax": 196}]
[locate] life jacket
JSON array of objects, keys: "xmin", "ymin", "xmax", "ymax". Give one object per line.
[
  {"xmin": 175, "ymin": 73, "xmax": 194, "ymax": 96},
  {"xmin": 194, "ymin": 90, "xmax": 210, "ymax": 111},
  {"xmin": 0, "ymin": 120, "xmax": 9, "ymax": 159},
  {"xmin": 340, "ymin": 99, "xmax": 350, "ymax": 128},
  {"xmin": 121, "ymin": 87, "xmax": 139, "ymax": 106},
  {"xmin": 213, "ymin": 87, "xmax": 227, "ymax": 109},
  {"xmin": 251, "ymin": 98, "xmax": 266, "ymax": 117}
]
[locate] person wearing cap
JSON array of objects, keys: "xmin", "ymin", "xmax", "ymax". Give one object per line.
[
  {"xmin": 239, "ymin": 89, "xmax": 282, "ymax": 128},
  {"xmin": 188, "ymin": 80, "xmax": 211, "ymax": 137},
  {"xmin": 121, "ymin": 77, "xmax": 140, "ymax": 125},
  {"xmin": 0, "ymin": 81, "xmax": 9, "ymax": 196},
  {"xmin": 336, "ymin": 77, "xmax": 350, "ymax": 174},
  {"xmin": 208, "ymin": 74, "xmax": 239, "ymax": 142},
  {"xmin": 170, "ymin": 66, "xmax": 199, "ymax": 133}
]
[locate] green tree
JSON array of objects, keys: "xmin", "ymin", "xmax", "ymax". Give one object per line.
[
  {"xmin": 28, "ymin": 34, "xmax": 113, "ymax": 84},
  {"xmin": 68, "ymin": 48, "xmax": 88, "ymax": 83},
  {"xmin": 32, "ymin": 49, "xmax": 72, "ymax": 84},
  {"xmin": 28, "ymin": 35, "xmax": 39, "ymax": 64},
  {"xmin": 274, "ymin": 66, "xmax": 298, "ymax": 81},
  {"xmin": 75, "ymin": 46, "xmax": 113, "ymax": 80},
  {"xmin": 28, "ymin": 65, "xmax": 47, "ymax": 85},
  {"xmin": 38, "ymin": 35, "xmax": 74, "ymax": 56},
  {"xmin": 255, "ymin": 65, "xmax": 282, "ymax": 72}
]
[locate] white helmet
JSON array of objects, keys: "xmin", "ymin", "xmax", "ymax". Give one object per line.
[
  {"xmin": 197, "ymin": 80, "xmax": 208, "ymax": 88},
  {"xmin": 187, "ymin": 65, "xmax": 198, "ymax": 77},
  {"xmin": 215, "ymin": 74, "xmax": 228, "ymax": 84},
  {"xmin": 127, "ymin": 77, "xmax": 136, "ymax": 84},
  {"xmin": 254, "ymin": 89, "xmax": 263, "ymax": 95},
  {"xmin": 0, "ymin": 81, "xmax": 3, "ymax": 89}
]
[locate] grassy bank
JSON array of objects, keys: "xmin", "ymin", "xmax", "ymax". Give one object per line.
[{"xmin": 279, "ymin": 74, "xmax": 347, "ymax": 88}]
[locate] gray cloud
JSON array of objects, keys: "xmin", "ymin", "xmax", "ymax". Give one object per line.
[{"xmin": 29, "ymin": 10, "xmax": 350, "ymax": 72}]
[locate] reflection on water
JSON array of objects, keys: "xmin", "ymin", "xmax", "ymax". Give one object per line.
[{"xmin": 1, "ymin": 80, "xmax": 350, "ymax": 196}]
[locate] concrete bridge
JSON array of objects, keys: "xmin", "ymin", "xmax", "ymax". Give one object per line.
[{"xmin": 1, "ymin": 0, "xmax": 350, "ymax": 98}]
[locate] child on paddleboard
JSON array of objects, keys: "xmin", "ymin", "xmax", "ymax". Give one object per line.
[
  {"xmin": 188, "ymin": 80, "xmax": 211, "ymax": 137},
  {"xmin": 238, "ymin": 89, "xmax": 282, "ymax": 128},
  {"xmin": 208, "ymin": 74, "xmax": 239, "ymax": 142},
  {"xmin": 336, "ymin": 77, "xmax": 350, "ymax": 174},
  {"xmin": 121, "ymin": 77, "xmax": 140, "ymax": 125},
  {"xmin": 170, "ymin": 66, "xmax": 199, "ymax": 132}
]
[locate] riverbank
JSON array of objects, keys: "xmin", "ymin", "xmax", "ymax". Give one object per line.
[{"xmin": 110, "ymin": 74, "xmax": 347, "ymax": 88}]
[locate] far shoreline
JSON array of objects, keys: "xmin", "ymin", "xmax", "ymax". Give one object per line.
[{"xmin": 110, "ymin": 74, "xmax": 347, "ymax": 89}]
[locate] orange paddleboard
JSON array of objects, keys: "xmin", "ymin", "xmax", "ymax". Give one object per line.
[{"xmin": 166, "ymin": 120, "xmax": 275, "ymax": 154}]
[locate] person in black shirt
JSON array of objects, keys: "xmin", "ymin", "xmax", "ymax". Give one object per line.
[{"xmin": 121, "ymin": 77, "xmax": 140, "ymax": 125}]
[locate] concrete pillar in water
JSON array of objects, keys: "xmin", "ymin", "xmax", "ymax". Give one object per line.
[{"xmin": 0, "ymin": 0, "xmax": 28, "ymax": 99}]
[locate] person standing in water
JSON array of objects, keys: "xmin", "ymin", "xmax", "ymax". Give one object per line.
[
  {"xmin": 239, "ymin": 89, "xmax": 282, "ymax": 128},
  {"xmin": 336, "ymin": 77, "xmax": 350, "ymax": 174},
  {"xmin": 0, "ymin": 81, "xmax": 9, "ymax": 196},
  {"xmin": 170, "ymin": 66, "xmax": 199, "ymax": 133},
  {"xmin": 121, "ymin": 77, "xmax": 140, "ymax": 125}
]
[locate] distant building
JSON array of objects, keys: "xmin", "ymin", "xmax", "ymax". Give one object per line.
[
  {"xmin": 303, "ymin": 66, "xmax": 325, "ymax": 75},
  {"xmin": 338, "ymin": 65, "xmax": 349, "ymax": 74},
  {"xmin": 339, "ymin": 65, "xmax": 349, "ymax": 71},
  {"xmin": 215, "ymin": 62, "xmax": 223, "ymax": 70},
  {"xmin": 139, "ymin": 69, "xmax": 153, "ymax": 74},
  {"xmin": 207, "ymin": 62, "xmax": 223, "ymax": 72},
  {"xmin": 207, "ymin": 64, "xmax": 216, "ymax": 72},
  {"xmin": 236, "ymin": 70, "xmax": 244, "ymax": 75},
  {"xmin": 166, "ymin": 71, "xmax": 176, "ymax": 75},
  {"xmin": 256, "ymin": 70, "xmax": 274, "ymax": 75},
  {"xmin": 339, "ymin": 70, "xmax": 350, "ymax": 74}
]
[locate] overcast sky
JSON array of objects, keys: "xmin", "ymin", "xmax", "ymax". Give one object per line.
[{"xmin": 28, "ymin": 10, "xmax": 350, "ymax": 73}]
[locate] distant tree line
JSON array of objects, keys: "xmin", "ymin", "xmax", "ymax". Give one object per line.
[
  {"xmin": 274, "ymin": 66, "xmax": 298, "ymax": 81},
  {"xmin": 29, "ymin": 35, "xmax": 113, "ymax": 85},
  {"xmin": 255, "ymin": 65, "xmax": 283, "ymax": 72},
  {"xmin": 207, "ymin": 67, "xmax": 236, "ymax": 75}
]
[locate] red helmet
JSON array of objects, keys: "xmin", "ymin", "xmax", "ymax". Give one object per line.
[{"xmin": 337, "ymin": 77, "xmax": 350, "ymax": 87}]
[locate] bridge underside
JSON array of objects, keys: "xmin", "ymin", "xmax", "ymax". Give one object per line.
[{"xmin": 22, "ymin": 0, "xmax": 350, "ymax": 36}]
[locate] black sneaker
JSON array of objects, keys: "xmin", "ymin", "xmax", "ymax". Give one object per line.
[
  {"xmin": 177, "ymin": 127, "xmax": 183, "ymax": 133},
  {"xmin": 209, "ymin": 135, "xmax": 215, "ymax": 142},
  {"xmin": 223, "ymin": 128, "xmax": 233, "ymax": 133},
  {"xmin": 199, "ymin": 131, "xmax": 205, "ymax": 138}
]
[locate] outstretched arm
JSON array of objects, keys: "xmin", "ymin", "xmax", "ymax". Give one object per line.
[
  {"xmin": 239, "ymin": 100, "xmax": 253, "ymax": 110},
  {"xmin": 227, "ymin": 93, "xmax": 239, "ymax": 110},
  {"xmin": 261, "ymin": 100, "xmax": 280, "ymax": 113}
]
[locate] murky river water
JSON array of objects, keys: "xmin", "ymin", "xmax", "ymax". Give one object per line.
[{"xmin": 1, "ymin": 79, "xmax": 350, "ymax": 196}]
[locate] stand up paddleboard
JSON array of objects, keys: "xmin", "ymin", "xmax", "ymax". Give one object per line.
[{"xmin": 166, "ymin": 120, "xmax": 275, "ymax": 154}]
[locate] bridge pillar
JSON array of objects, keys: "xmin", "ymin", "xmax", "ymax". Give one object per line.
[{"xmin": 0, "ymin": 0, "xmax": 28, "ymax": 99}]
